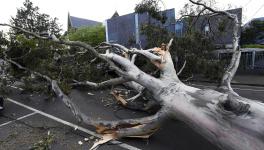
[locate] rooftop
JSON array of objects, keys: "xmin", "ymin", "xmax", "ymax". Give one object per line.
[{"xmin": 68, "ymin": 15, "xmax": 101, "ymax": 28}]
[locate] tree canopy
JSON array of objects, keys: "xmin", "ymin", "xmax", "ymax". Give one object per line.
[
  {"xmin": 68, "ymin": 25, "xmax": 105, "ymax": 46},
  {"xmin": 241, "ymin": 20, "xmax": 264, "ymax": 45},
  {"xmin": 10, "ymin": 0, "xmax": 62, "ymax": 36}
]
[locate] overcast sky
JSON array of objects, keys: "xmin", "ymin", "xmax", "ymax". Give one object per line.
[{"xmin": 0, "ymin": 0, "xmax": 264, "ymax": 32}]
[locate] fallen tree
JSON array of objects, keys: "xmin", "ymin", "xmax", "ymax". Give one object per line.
[{"xmin": 1, "ymin": 0, "xmax": 264, "ymax": 150}]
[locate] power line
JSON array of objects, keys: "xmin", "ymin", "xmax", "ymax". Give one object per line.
[
  {"xmin": 244, "ymin": 0, "xmax": 253, "ymax": 7},
  {"xmin": 250, "ymin": 3, "xmax": 264, "ymax": 19}
]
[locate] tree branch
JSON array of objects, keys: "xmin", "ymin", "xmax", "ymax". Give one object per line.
[
  {"xmin": 0, "ymin": 23, "xmax": 126, "ymax": 77},
  {"xmin": 177, "ymin": 60, "xmax": 186, "ymax": 76},
  {"xmin": 188, "ymin": 0, "xmax": 241, "ymax": 93},
  {"xmin": 71, "ymin": 77, "xmax": 129, "ymax": 89},
  {"xmin": 4, "ymin": 51, "xmax": 168, "ymax": 130}
]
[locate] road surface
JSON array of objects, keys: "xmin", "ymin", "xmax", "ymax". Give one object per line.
[{"xmin": 0, "ymin": 83, "xmax": 263, "ymax": 150}]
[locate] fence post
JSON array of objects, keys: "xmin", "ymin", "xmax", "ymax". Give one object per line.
[{"xmin": 252, "ymin": 50, "xmax": 256, "ymax": 69}]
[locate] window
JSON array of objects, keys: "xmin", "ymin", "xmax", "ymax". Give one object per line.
[
  {"xmin": 204, "ymin": 24, "xmax": 210, "ymax": 35},
  {"xmin": 175, "ymin": 22, "xmax": 183, "ymax": 37}
]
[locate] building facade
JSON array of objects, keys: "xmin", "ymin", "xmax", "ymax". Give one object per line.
[
  {"xmin": 105, "ymin": 9, "xmax": 176, "ymax": 48},
  {"xmin": 175, "ymin": 8, "xmax": 242, "ymax": 49}
]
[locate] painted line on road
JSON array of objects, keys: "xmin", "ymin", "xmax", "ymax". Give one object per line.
[
  {"xmin": 6, "ymin": 98, "xmax": 141, "ymax": 150},
  {"xmin": 8, "ymin": 85, "xmax": 23, "ymax": 91},
  {"xmin": 190, "ymin": 83, "xmax": 264, "ymax": 92},
  {"xmin": 0, "ymin": 112, "xmax": 37, "ymax": 128}
]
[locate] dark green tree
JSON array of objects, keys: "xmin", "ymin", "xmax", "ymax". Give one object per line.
[
  {"xmin": 135, "ymin": 0, "xmax": 167, "ymax": 24},
  {"xmin": 0, "ymin": 31, "xmax": 10, "ymax": 96},
  {"xmin": 241, "ymin": 20, "xmax": 264, "ymax": 45},
  {"xmin": 134, "ymin": 0, "xmax": 222, "ymax": 80},
  {"xmin": 10, "ymin": 0, "xmax": 61, "ymax": 36}
]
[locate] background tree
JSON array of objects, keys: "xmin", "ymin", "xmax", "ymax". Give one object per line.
[
  {"xmin": 135, "ymin": 0, "xmax": 167, "ymax": 24},
  {"xmin": 0, "ymin": 31, "xmax": 10, "ymax": 96},
  {"xmin": 10, "ymin": 0, "xmax": 61, "ymax": 36},
  {"xmin": 68, "ymin": 25, "xmax": 105, "ymax": 47},
  {"xmin": 135, "ymin": 0, "xmax": 223, "ymax": 80},
  {"xmin": 4, "ymin": 0, "xmax": 67, "ymax": 94},
  {"xmin": 3, "ymin": 0, "xmax": 111, "ymax": 94},
  {"xmin": 241, "ymin": 20, "xmax": 264, "ymax": 45}
]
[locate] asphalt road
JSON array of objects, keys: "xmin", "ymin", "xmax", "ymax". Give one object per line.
[{"xmin": 0, "ymin": 83, "xmax": 263, "ymax": 150}]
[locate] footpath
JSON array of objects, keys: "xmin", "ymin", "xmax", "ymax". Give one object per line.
[
  {"xmin": 188, "ymin": 74, "xmax": 264, "ymax": 87},
  {"xmin": 232, "ymin": 75, "xmax": 264, "ymax": 86}
]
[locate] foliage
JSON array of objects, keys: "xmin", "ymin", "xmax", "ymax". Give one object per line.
[
  {"xmin": 2, "ymin": 0, "xmax": 83, "ymax": 94},
  {"xmin": 30, "ymin": 131, "xmax": 54, "ymax": 150},
  {"xmin": 199, "ymin": 59, "xmax": 225, "ymax": 81},
  {"xmin": 241, "ymin": 44, "xmax": 264, "ymax": 49},
  {"xmin": 134, "ymin": 0, "xmax": 222, "ymax": 80},
  {"xmin": 173, "ymin": 31, "xmax": 218, "ymax": 78},
  {"xmin": 0, "ymin": 31, "xmax": 9, "ymax": 47},
  {"xmin": 10, "ymin": 0, "xmax": 62, "ymax": 36},
  {"xmin": 0, "ymin": 32, "xmax": 10, "ymax": 96},
  {"xmin": 135, "ymin": 0, "xmax": 167, "ymax": 24},
  {"xmin": 68, "ymin": 25, "xmax": 105, "ymax": 46},
  {"xmin": 140, "ymin": 24, "xmax": 171, "ymax": 48},
  {"xmin": 241, "ymin": 20, "xmax": 264, "ymax": 45},
  {"xmin": 67, "ymin": 24, "xmax": 111, "ymax": 82}
]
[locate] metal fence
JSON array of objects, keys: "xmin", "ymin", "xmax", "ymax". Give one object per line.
[{"xmin": 219, "ymin": 50, "xmax": 264, "ymax": 74}]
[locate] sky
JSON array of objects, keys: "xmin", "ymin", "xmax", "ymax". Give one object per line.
[{"xmin": 0, "ymin": 0, "xmax": 263, "ymax": 32}]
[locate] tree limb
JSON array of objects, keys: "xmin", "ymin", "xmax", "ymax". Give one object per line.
[
  {"xmin": 71, "ymin": 77, "xmax": 129, "ymax": 89},
  {"xmin": 0, "ymin": 23, "xmax": 126, "ymax": 77},
  {"xmin": 188, "ymin": 0, "xmax": 241, "ymax": 93},
  {"xmin": 4, "ymin": 52, "xmax": 168, "ymax": 130},
  {"xmin": 177, "ymin": 60, "xmax": 186, "ymax": 76}
]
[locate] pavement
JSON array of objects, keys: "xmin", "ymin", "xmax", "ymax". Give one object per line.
[
  {"xmin": 190, "ymin": 74, "xmax": 264, "ymax": 86},
  {"xmin": 232, "ymin": 75, "xmax": 264, "ymax": 86},
  {"xmin": 0, "ymin": 83, "xmax": 264, "ymax": 150}
]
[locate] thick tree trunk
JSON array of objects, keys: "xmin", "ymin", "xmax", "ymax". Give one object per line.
[{"xmin": 155, "ymin": 82, "xmax": 264, "ymax": 150}]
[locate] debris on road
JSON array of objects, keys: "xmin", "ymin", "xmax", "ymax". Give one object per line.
[
  {"xmin": 90, "ymin": 134, "xmax": 115, "ymax": 150},
  {"xmin": 87, "ymin": 92, "xmax": 95, "ymax": 96},
  {"xmin": 78, "ymin": 141, "xmax": 83, "ymax": 145}
]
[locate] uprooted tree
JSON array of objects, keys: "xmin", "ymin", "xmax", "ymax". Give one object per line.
[{"xmin": 1, "ymin": 0, "xmax": 264, "ymax": 150}]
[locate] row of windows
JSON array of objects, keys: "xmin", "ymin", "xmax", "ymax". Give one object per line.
[{"xmin": 175, "ymin": 22, "xmax": 210, "ymax": 36}]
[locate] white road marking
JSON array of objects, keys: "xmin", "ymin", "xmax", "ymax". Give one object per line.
[
  {"xmin": 8, "ymin": 85, "xmax": 23, "ymax": 91},
  {"xmin": 6, "ymin": 98, "xmax": 141, "ymax": 150},
  {"xmin": 0, "ymin": 112, "xmax": 37, "ymax": 127},
  {"xmin": 190, "ymin": 83, "xmax": 264, "ymax": 92}
]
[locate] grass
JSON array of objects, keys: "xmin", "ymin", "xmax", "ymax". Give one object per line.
[{"xmin": 241, "ymin": 44, "xmax": 264, "ymax": 49}]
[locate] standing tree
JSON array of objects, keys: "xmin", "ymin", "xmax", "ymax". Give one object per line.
[
  {"xmin": 241, "ymin": 20, "xmax": 264, "ymax": 45},
  {"xmin": 1, "ymin": 0, "xmax": 264, "ymax": 150},
  {"xmin": 10, "ymin": 0, "xmax": 61, "ymax": 36}
]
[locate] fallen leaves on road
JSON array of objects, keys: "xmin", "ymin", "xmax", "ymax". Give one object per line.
[{"xmin": 111, "ymin": 90, "xmax": 127, "ymax": 105}]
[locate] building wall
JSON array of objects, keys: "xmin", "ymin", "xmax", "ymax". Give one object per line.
[
  {"xmin": 107, "ymin": 13, "xmax": 136, "ymax": 46},
  {"xmin": 106, "ymin": 9, "xmax": 176, "ymax": 48},
  {"xmin": 175, "ymin": 8, "xmax": 242, "ymax": 48}
]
